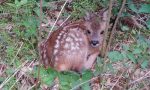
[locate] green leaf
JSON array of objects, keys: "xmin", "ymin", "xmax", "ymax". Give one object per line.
[
  {"xmin": 138, "ymin": 4, "xmax": 150, "ymax": 13},
  {"xmin": 128, "ymin": 3, "xmax": 150, "ymax": 13},
  {"xmin": 82, "ymin": 83, "xmax": 90, "ymax": 90},
  {"xmin": 128, "ymin": 3, "xmax": 138, "ymax": 12},
  {"xmin": 108, "ymin": 51, "xmax": 124, "ymax": 62},
  {"xmin": 141, "ymin": 60, "xmax": 148, "ymax": 69},
  {"xmin": 38, "ymin": 67, "xmax": 57, "ymax": 85},
  {"xmin": 15, "ymin": 0, "xmax": 19, "ymax": 5},
  {"xmin": 82, "ymin": 70, "xmax": 92, "ymax": 81},
  {"xmin": 133, "ymin": 48, "xmax": 142, "ymax": 54},
  {"xmin": 127, "ymin": 52, "xmax": 136, "ymax": 63},
  {"xmin": 6, "ymin": 3, "xmax": 16, "ymax": 8},
  {"xmin": 20, "ymin": 0, "xmax": 28, "ymax": 6},
  {"xmin": 121, "ymin": 26, "xmax": 129, "ymax": 31},
  {"xmin": 146, "ymin": 20, "xmax": 150, "ymax": 30},
  {"xmin": 122, "ymin": 44, "xmax": 129, "ymax": 51}
]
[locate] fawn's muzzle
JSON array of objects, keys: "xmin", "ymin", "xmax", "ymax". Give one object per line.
[{"xmin": 90, "ymin": 40, "xmax": 99, "ymax": 47}]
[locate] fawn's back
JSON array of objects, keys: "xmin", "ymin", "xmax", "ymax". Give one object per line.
[{"xmin": 39, "ymin": 10, "xmax": 108, "ymax": 72}]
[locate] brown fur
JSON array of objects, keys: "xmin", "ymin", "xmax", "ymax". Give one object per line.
[{"xmin": 39, "ymin": 10, "xmax": 108, "ymax": 72}]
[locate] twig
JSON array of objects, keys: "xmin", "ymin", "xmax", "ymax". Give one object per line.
[
  {"xmin": 104, "ymin": 0, "xmax": 127, "ymax": 60},
  {"xmin": 47, "ymin": 0, "xmax": 69, "ymax": 39},
  {"xmin": 36, "ymin": 0, "xmax": 43, "ymax": 88},
  {"xmin": 28, "ymin": 82, "xmax": 40, "ymax": 90},
  {"xmin": 110, "ymin": 70, "xmax": 125, "ymax": 90},
  {"xmin": 102, "ymin": 0, "xmax": 113, "ymax": 57},
  {"xmin": 59, "ymin": 15, "xmax": 71, "ymax": 27},
  {"xmin": 10, "ymin": 42, "xmax": 23, "ymax": 64},
  {"xmin": 0, "ymin": 60, "xmax": 29, "ymax": 89},
  {"xmin": 9, "ymin": 61, "xmax": 34, "ymax": 90},
  {"xmin": 129, "ymin": 70, "xmax": 150, "ymax": 84}
]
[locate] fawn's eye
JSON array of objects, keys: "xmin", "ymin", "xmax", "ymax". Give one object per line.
[
  {"xmin": 87, "ymin": 30, "xmax": 91, "ymax": 34},
  {"xmin": 100, "ymin": 30, "xmax": 104, "ymax": 34}
]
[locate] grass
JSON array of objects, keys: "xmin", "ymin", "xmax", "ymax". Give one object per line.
[{"xmin": 0, "ymin": 0, "xmax": 150, "ymax": 89}]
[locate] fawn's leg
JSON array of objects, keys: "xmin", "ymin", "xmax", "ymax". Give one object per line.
[{"xmin": 84, "ymin": 53, "xmax": 99, "ymax": 69}]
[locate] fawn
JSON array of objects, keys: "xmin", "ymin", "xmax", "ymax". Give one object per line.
[{"xmin": 39, "ymin": 9, "xmax": 108, "ymax": 72}]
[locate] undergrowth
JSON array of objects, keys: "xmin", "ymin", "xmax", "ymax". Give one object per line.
[{"xmin": 0, "ymin": 0, "xmax": 150, "ymax": 89}]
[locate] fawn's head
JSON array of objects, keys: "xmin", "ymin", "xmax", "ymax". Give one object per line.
[{"xmin": 84, "ymin": 10, "xmax": 108, "ymax": 47}]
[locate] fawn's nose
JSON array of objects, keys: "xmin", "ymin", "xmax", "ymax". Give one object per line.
[{"xmin": 90, "ymin": 41, "xmax": 99, "ymax": 47}]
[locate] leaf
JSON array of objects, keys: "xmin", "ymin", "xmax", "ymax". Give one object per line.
[
  {"xmin": 128, "ymin": 3, "xmax": 150, "ymax": 13},
  {"xmin": 128, "ymin": 3, "xmax": 138, "ymax": 12},
  {"xmin": 82, "ymin": 70, "xmax": 92, "ymax": 81},
  {"xmin": 122, "ymin": 44, "xmax": 129, "ymax": 51},
  {"xmin": 16, "ymin": 0, "xmax": 28, "ymax": 8},
  {"xmin": 6, "ymin": 3, "xmax": 16, "ymax": 8},
  {"xmin": 15, "ymin": 0, "xmax": 19, "ymax": 5},
  {"xmin": 138, "ymin": 4, "xmax": 150, "ymax": 13},
  {"xmin": 82, "ymin": 83, "xmax": 90, "ymax": 90},
  {"xmin": 19, "ymin": 0, "xmax": 28, "ymax": 6},
  {"xmin": 146, "ymin": 20, "xmax": 150, "ymax": 30},
  {"xmin": 39, "ymin": 67, "xmax": 57, "ymax": 85},
  {"xmin": 108, "ymin": 51, "xmax": 124, "ymax": 62},
  {"xmin": 121, "ymin": 25, "xmax": 129, "ymax": 31},
  {"xmin": 127, "ymin": 52, "xmax": 136, "ymax": 63},
  {"xmin": 133, "ymin": 48, "xmax": 142, "ymax": 54},
  {"xmin": 141, "ymin": 60, "xmax": 148, "ymax": 69}
]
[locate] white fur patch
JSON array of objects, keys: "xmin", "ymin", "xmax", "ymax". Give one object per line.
[
  {"xmin": 45, "ymin": 59, "xmax": 49, "ymax": 64},
  {"xmin": 54, "ymin": 39, "xmax": 60, "ymax": 48},
  {"xmin": 57, "ymin": 35, "xmax": 61, "ymax": 39},
  {"xmin": 76, "ymin": 43, "xmax": 79, "ymax": 47},
  {"xmin": 78, "ymin": 38, "xmax": 83, "ymax": 41},
  {"xmin": 54, "ymin": 49, "xmax": 58, "ymax": 54},
  {"xmin": 43, "ymin": 53, "xmax": 47, "ymax": 59},
  {"xmin": 64, "ymin": 43, "xmax": 69, "ymax": 49},
  {"xmin": 66, "ymin": 37, "xmax": 73, "ymax": 42}
]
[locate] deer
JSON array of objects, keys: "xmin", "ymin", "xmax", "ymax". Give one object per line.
[{"xmin": 39, "ymin": 9, "xmax": 108, "ymax": 72}]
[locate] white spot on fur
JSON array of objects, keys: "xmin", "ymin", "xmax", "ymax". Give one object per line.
[
  {"xmin": 71, "ymin": 42, "xmax": 74, "ymax": 47},
  {"xmin": 54, "ymin": 44, "xmax": 59, "ymax": 48},
  {"xmin": 43, "ymin": 49, "xmax": 46, "ymax": 53},
  {"xmin": 69, "ymin": 33, "xmax": 80, "ymax": 42},
  {"xmin": 57, "ymin": 35, "xmax": 61, "ymax": 39},
  {"xmin": 78, "ymin": 38, "xmax": 83, "ymax": 41},
  {"xmin": 69, "ymin": 33, "xmax": 76, "ymax": 38},
  {"xmin": 64, "ymin": 43, "xmax": 69, "ymax": 49},
  {"xmin": 45, "ymin": 59, "xmax": 49, "ymax": 64},
  {"xmin": 43, "ymin": 53, "xmax": 47, "ymax": 59},
  {"xmin": 76, "ymin": 43, "xmax": 79, "ymax": 47},
  {"xmin": 66, "ymin": 37, "xmax": 72, "ymax": 42},
  {"xmin": 56, "ymin": 39, "xmax": 59, "ymax": 44},
  {"xmin": 54, "ymin": 49, "xmax": 58, "ymax": 54},
  {"xmin": 75, "ymin": 38, "xmax": 79, "ymax": 41},
  {"xmin": 63, "ymin": 33, "xmax": 67, "ymax": 39},
  {"xmin": 54, "ymin": 39, "xmax": 60, "ymax": 48},
  {"xmin": 71, "ymin": 46, "xmax": 76, "ymax": 50}
]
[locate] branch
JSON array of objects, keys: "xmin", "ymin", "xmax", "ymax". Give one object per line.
[
  {"xmin": 104, "ymin": 0, "xmax": 127, "ymax": 60},
  {"xmin": 101, "ymin": 0, "xmax": 113, "ymax": 57}
]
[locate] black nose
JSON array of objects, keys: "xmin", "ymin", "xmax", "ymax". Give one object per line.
[{"xmin": 91, "ymin": 41, "xmax": 99, "ymax": 46}]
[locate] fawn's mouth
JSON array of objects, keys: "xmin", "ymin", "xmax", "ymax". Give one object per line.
[{"xmin": 90, "ymin": 41, "xmax": 100, "ymax": 47}]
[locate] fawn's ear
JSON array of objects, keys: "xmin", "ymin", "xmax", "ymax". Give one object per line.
[
  {"xmin": 99, "ymin": 9, "xmax": 108, "ymax": 30},
  {"xmin": 84, "ymin": 12, "xmax": 94, "ymax": 21},
  {"xmin": 99, "ymin": 8, "xmax": 108, "ymax": 21}
]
